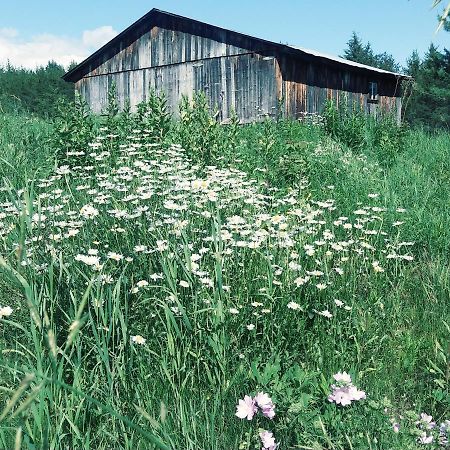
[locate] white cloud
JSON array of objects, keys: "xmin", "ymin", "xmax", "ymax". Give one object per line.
[
  {"xmin": 0, "ymin": 26, "xmax": 118, "ymax": 69},
  {"xmin": 82, "ymin": 26, "xmax": 117, "ymax": 49}
]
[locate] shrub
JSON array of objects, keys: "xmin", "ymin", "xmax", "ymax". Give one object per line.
[
  {"xmin": 136, "ymin": 89, "xmax": 172, "ymax": 143},
  {"xmin": 175, "ymin": 92, "xmax": 223, "ymax": 165}
]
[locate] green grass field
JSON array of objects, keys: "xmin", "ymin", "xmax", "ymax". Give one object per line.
[{"xmin": 0, "ymin": 105, "xmax": 448, "ymax": 449}]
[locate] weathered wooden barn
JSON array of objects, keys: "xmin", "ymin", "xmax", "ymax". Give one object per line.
[{"xmin": 63, "ymin": 9, "xmax": 409, "ymax": 122}]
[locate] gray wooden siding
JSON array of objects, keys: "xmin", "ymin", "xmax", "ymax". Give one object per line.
[
  {"xmin": 85, "ymin": 26, "xmax": 250, "ymax": 77},
  {"xmin": 77, "ymin": 53, "xmax": 278, "ymax": 122}
]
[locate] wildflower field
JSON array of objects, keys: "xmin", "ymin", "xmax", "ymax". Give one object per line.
[{"xmin": 0, "ymin": 96, "xmax": 448, "ymax": 449}]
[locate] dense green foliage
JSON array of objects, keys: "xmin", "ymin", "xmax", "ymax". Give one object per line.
[
  {"xmin": 0, "ymin": 96, "xmax": 448, "ymax": 449},
  {"xmin": 322, "ymin": 100, "xmax": 408, "ymax": 168},
  {"xmin": 0, "ymin": 61, "xmax": 74, "ymax": 117},
  {"xmin": 404, "ymin": 45, "xmax": 450, "ymax": 129}
]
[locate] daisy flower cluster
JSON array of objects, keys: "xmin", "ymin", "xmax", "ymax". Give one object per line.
[{"xmin": 0, "ymin": 127, "xmax": 415, "ymax": 351}]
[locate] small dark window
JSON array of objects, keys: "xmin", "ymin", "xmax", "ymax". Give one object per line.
[{"xmin": 368, "ymin": 82, "xmax": 378, "ymax": 102}]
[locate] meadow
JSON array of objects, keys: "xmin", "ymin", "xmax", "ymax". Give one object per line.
[{"xmin": 0, "ymin": 95, "xmax": 448, "ymax": 449}]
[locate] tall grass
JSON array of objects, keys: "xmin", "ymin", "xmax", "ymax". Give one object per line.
[
  {"xmin": 0, "ymin": 114, "xmax": 53, "ymax": 184},
  {"xmin": 0, "ymin": 95, "xmax": 448, "ymax": 449}
]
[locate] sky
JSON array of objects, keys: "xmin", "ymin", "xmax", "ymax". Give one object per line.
[{"xmin": 0, "ymin": 0, "xmax": 448, "ymax": 69}]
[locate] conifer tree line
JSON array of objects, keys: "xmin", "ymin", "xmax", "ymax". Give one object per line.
[
  {"xmin": 0, "ymin": 61, "xmax": 75, "ymax": 117},
  {"xmin": 0, "ymin": 25, "xmax": 448, "ymax": 129}
]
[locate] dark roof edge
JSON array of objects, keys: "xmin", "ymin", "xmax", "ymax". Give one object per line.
[{"xmin": 63, "ymin": 8, "xmax": 412, "ymax": 82}]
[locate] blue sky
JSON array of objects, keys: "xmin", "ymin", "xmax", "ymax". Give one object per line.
[{"xmin": 0, "ymin": 0, "xmax": 448, "ymax": 68}]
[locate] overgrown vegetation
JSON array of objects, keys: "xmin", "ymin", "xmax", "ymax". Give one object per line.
[
  {"xmin": 322, "ymin": 100, "xmax": 408, "ymax": 168},
  {"xmin": 0, "ymin": 7, "xmax": 448, "ymax": 446},
  {"xmin": 0, "ymin": 92, "xmax": 448, "ymax": 449}
]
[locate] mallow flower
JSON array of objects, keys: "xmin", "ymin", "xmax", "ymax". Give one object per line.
[
  {"xmin": 255, "ymin": 392, "xmax": 276, "ymax": 419},
  {"xmin": 328, "ymin": 372, "xmax": 366, "ymax": 406},
  {"xmin": 235, "ymin": 395, "xmax": 257, "ymax": 420},
  {"xmin": 259, "ymin": 430, "xmax": 278, "ymax": 449},
  {"xmin": 235, "ymin": 392, "xmax": 276, "ymax": 420}
]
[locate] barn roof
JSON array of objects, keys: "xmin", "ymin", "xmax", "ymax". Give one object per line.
[{"xmin": 63, "ymin": 8, "xmax": 409, "ymax": 82}]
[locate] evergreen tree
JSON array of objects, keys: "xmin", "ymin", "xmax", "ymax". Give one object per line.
[
  {"xmin": 406, "ymin": 50, "xmax": 421, "ymax": 77},
  {"xmin": 342, "ymin": 32, "xmax": 374, "ymax": 66},
  {"xmin": 342, "ymin": 32, "xmax": 399, "ymax": 72},
  {"xmin": 404, "ymin": 44, "xmax": 450, "ymax": 129},
  {"xmin": 374, "ymin": 52, "xmax": 400, "ymax": 72}
]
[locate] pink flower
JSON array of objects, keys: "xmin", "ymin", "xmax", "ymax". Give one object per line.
[
  {"xmin": 418, "ymin": 432, "xmax": 434, "ymax": 444},
  {"xmin": 328, "ymin": 375, "xmax": 366, "ymax": 406},
  {"xmin": 255, "ymin": 392, "xmax": 272, "ymax": 407},
  {"xmin": 261, "ymin": 404, "xmax": 276, "ymax": 419},
  {"xmin": 393, "ymin": 423, "xmax": 400, "ymax": 433},
  {"xmin": 255, "ymin": 392, "xmax": 276, "ymax": 419},
  {"xmin": 347, "ymin": 385, "xmax": 366, "ymax": 401},
  {"xmin": 418, "ymin": 413, "xmax": 436, "ymax": 430},
  {"xmin": 328, "ymin": 387, "xmax": 353, "ymax": 406},
  {"xmin": 333, "ymin": 371, "xmax": 352, "ymax": 384},
  {"xmin": 259, "ymin": 430, "xmax": 278, "ymax": 449},
  {"xmin": 235, "ymin": 395, "xmax": 257, "ymax": 420}
]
